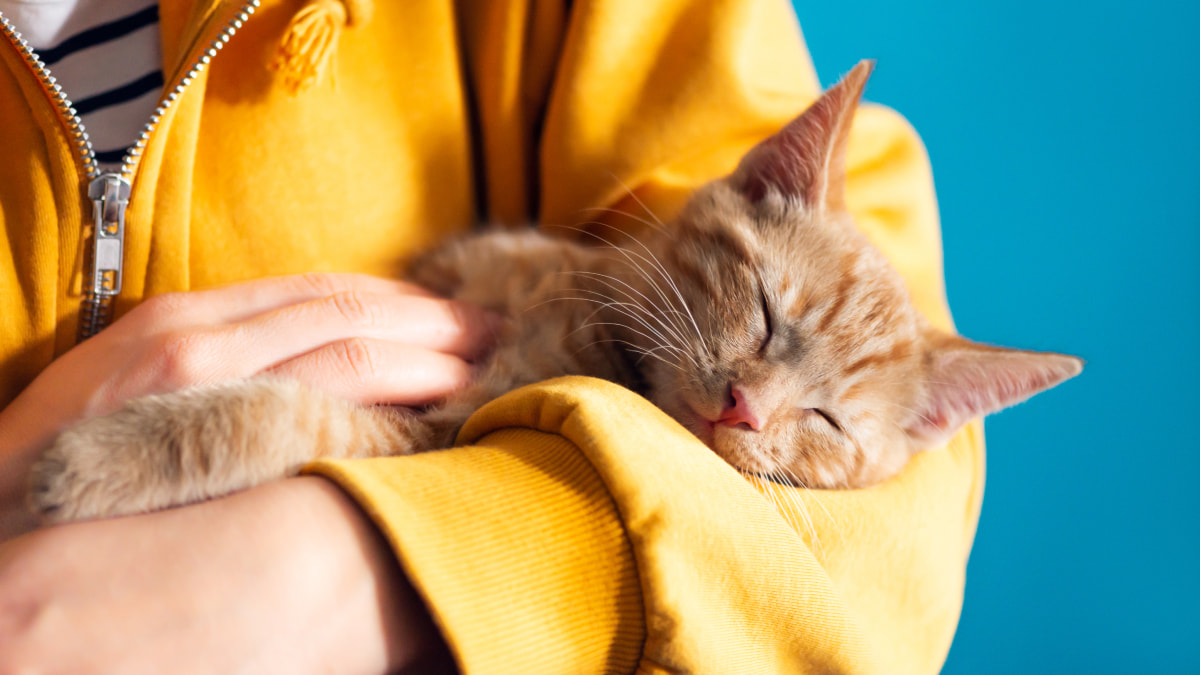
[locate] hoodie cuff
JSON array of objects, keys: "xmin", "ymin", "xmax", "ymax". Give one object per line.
[{"xmin": 305, "ymin": 426, "xmax": 645, "ymax": 674}]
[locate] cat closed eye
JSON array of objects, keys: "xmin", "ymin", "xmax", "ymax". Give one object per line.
[
  {"xmin": 806, "ymin": 408, "xmax": 842, "ymax": 432},
  {"xmin": 758, "ymin": 287, "xmax": 773, "ymax": 353}
]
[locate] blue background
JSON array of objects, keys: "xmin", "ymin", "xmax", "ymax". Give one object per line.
[{"xmin": 790, "ymin": 1, "xmax": 1199, "ymax": 672}]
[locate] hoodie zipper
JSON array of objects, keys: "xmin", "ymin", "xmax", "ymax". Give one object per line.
[{"xmin": 0, "ymin": 1, "xmax": 261, "ymax": 341}]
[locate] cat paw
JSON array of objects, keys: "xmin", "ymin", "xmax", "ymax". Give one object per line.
[
  {"xmin": 29, "ymin": 435, "xmax": 109, "ymax": 524},
  {"xmin": 28, "ymin": 409, "xmax": 173, "ymax": 524}
]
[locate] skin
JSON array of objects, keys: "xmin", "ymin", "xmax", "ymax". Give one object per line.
[
  {"xmin": 0, "ymin": 273, "xmax": 487, "ymax": 671},
  {"xmin": 0, "ymin": 478, "xmax": 456, "ymax": 674}
]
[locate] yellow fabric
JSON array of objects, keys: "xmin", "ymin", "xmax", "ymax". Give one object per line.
[
  {"xmin": 310, "ymin": 425, "xmax": 646, "ymax": 674},
  {"xmin": 1, "ymin": 0, "xmax": 982, "ymax": 672},
  {"xmin": 310, "ymin": 378, "xmax": 981, "ymax": 674}
]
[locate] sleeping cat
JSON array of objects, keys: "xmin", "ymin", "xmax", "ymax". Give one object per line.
[{"xmin": 29, "ymin": 61, "xmax": 1081, "ymax": 523}]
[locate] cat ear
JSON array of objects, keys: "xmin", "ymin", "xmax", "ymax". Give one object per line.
[
  {"xmin": 732, "ymin": 59, "xmax": 873, "ymax": 210},
  {"xmin": 905, "ymin": 334, "xmax": 1084, "ymax": 447}
]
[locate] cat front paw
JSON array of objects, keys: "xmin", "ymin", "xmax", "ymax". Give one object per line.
[
  {"xmin": 28, "ymin": 392, "xmax": 206, "ymax": 524},
  {"xmin": 29, "ymin": 417, "xmax": 158, "ymax": 524},
  {"xmin": 28, "ymin": 440, "xmax": 88, "ymax": 524}
]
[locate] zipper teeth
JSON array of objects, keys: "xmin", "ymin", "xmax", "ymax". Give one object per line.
[
  {"xmin": 119, "ymin": 0, "xmax": 261, "ymax": 178},
  {"xmin": 2, "ymin": 0, "xmax": 261, "ymax": 341},
  {"xmin": 0, "ymin": 14, "xmax": 100, "ymax": 179},
  {"xmin": 0, "ymin": 0, "xmax": 261, "ymax": 181}
]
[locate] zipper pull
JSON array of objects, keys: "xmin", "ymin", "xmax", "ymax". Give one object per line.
[
  {"xmin": 78, "ymin": 173, "xmax": 131, "ymax": 340},
  {"xmin": 87, "ymin": 173, "xmax": 131, "ymax": 297}
]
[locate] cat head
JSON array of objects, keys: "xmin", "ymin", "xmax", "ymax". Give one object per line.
[{"xmin": 631, "ymin": 61, "xmax": 1082, "ymax": 488}]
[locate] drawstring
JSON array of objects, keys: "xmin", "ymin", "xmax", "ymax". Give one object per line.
[{"xmin": 271, "ymin": 0, "xmax": 373, "ymax": 94}]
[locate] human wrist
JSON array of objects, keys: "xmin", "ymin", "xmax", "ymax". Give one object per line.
[
  {"xmin": 279, "ymin": 477, "xmax": 454, "ymax": 674},
  {"xmin": 304, "ymin": 428, "xmax": 644, "ymax": 674}
]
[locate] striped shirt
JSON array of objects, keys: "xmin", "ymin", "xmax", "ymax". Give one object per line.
[{"xmin": 0, "ymin": 0, "xmax": 163, "ymax": 172}]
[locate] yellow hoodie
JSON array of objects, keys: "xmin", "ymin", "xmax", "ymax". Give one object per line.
[{"xmin": 0, "ymin": 0, "xmax": 981, "ymax": 672}]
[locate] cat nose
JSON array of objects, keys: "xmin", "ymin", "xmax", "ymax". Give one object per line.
[{"xmin": 717, "ymin": 385, "xmax": 763, "ymax": 431}]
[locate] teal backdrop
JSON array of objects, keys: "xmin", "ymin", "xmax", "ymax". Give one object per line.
[{"xmin": 788, "ymin": 1, "xmax": 1200, "ymax": 672}]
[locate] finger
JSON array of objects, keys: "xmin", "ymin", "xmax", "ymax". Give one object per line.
[
  {"xmin": 131, "ymin": 273, "xmax": 441, "ymax": 330},
  {"xmin": 218, "ymin": 291, "xmax": 499, "ymax": 370},
  {"xmin": 123, "ymin": 292, "xmax": 498, "ymax": 392},
  {"xmin": 269, "ymin": 339, "xmax": 474, "ymax": 406}
]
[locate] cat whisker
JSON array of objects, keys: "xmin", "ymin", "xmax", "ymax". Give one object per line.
[
  {"xmin": 631, "ymin": 344, "xmax": 691, "ymax": 368},
  {"xmin": 578, "ymin": 205, "xmax": 672, "ymax": 238},
  {"xmin": 558, "ymin": 218, "xmax": 707, "ymax": 359},
  {"xmin": 573, "ymin": 320, "xmax": 692, "ymax": 369},
  {"xmin": 585, "ymin": 227, "xmax": 700, "ymax": 349},
  {"xmin": 568, "ymin": 272, "xmax": 695, "ymax": 330},
  {"xmin": 567, "ymin": 220, "xmax": 696, "ymax": 333},
  {"xmin": 758, "ymin": 469, "xmax": 822, "ymax": 559},
  {"xmin": 530, "ymin": 292, "xmax": 690, "ymax": 370},
  {"xmin": 627, "ymin": 348, "xmax": 687, "ymax": 373},
  {"xmin": 607, "ymin": 172, "xmax": 672, "ymax": 234},
  {"xmin": 572, "ymin": 319, "xmax": 687, "ymax": 359},
  {"xmin": 574, "ymin": 337, "xmax": 687, "ymax": 375},
  {"xmin": 570, "ymin": 272, "xmax": 692, "ymax": 348},
  {"xmin": 528, "ymin": 292, "xmax": 632, "ymax": 328},
  {"xmin": 584, "ymin": 220, "xmax": 709, "ymax": 354},
  {"xmin": 747, "ymin": 473, "xmax": 793, "ymax": 535},
  {"xmin": 567, "ymin": 294, "xmax": 697, "ymax": 369},
  {"xmin": 549, "ymin": 222, "xmax": 696, "ymax": 350},
  {"xmin": 520, "ymin": 293, "xmax": 612, "ymax": 315},
  {"xmin": 625, "ymin": 240, "xmax": 708, "ymax": 354},
  {"xmin": 761, "ymin": 479, "xmax": 800, "ymax": 537},
  {"xmin": 546, "ymin": 284, "xmax": 665, "ymax": 335},
  {"xmin": 571, "ymin": 270, "xmax": 696, "ymax": 336},
  {"xmin": 779, "ymin": 466, "xmax": 845, "ymax": 552}
]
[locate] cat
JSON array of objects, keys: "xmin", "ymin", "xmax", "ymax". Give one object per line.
[{"xmin": 29, "ymin": 60, "xmax": 1082, "ymax": 523}]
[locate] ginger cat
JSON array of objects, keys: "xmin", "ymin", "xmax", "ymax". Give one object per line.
[{"xmin": 30, "ymin": 61, "xmax": 1081, "ymax": 522}]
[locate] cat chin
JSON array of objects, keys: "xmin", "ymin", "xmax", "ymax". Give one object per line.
[
  {"xmin": 664, "ymin": 398, "xmax": 782, "ymax": 475},
  {"xmin": 707, "ymin": 427, "xmax": 781, "ymax": 476}
]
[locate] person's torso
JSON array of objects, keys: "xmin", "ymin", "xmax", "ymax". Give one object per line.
[{"xmin": 0, "ymin": 0, "xmax": 480, "ymax": 404}]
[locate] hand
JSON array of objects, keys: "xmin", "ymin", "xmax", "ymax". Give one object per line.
[
  {"xmin": 0, "ymin": 476, "xmax": 457, "ymax": 674},
  {"xmin": 0, "ymin": 273, "xmax": 499, "ymax": 540}
]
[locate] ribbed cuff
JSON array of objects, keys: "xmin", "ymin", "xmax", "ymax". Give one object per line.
[{"xmin": 306, "ymin": 426, "xmax": 645, "ymax": 674}]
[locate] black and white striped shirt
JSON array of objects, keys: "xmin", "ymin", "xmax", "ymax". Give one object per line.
[{"xmin": 0, "ymin": 0, "xmax": 163, "ymax": 171}]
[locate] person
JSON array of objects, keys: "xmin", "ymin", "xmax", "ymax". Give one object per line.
[{"xmin": 0, "ymin": 0, "xmax": 982, "ymax": 671}]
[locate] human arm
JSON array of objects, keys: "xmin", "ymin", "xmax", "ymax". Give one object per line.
[
  {"xmin": 0, "ymin": 1, "xmax": 973, "ymax": 671},
  {"xmin": 0, "ymin": 476, "xmax": 454, "ymax": 674},
  {"xmin": 0, "ymin": 272, "xmax": 499, "ymax": 541}
]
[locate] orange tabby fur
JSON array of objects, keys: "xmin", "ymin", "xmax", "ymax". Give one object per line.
[{"xmin": 30, "ymin": 61, "xmax": 1081, "ymax": 522}]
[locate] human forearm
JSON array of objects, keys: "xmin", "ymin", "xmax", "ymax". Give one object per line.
[{"xmin": 0, "ymin": 476, "xmax": 453, "ymax": 673}]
